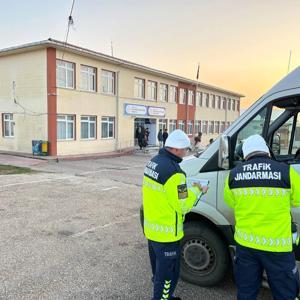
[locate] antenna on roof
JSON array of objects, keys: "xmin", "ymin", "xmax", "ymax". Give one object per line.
[
  {"xmin": 287, "ymin": 50, "xmax": 292, "ymax": 74},
  {"xmin": 62, "ymin": 0, "xmax": 76, "ymax": 59},
  {"xmin": 111, "ymin": 41, "xmax": 114, "ymax": 57}
]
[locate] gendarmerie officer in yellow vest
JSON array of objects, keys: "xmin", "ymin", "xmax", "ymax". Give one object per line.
[
  {"xmin": 143, "ymin": 129, "xmax": 204, "ymax": 300},
  {"xmin": 224, "ymin": 134, "xmax": 300, "ymax": 300}
]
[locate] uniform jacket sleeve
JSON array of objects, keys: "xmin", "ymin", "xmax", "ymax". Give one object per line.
[
  {"xmin": 290, "ymin": 167, "xmax": 300, "ymax": 207},
  {"xmin": 164, "ymin": 172, "xmax": 200, "ymax": 215},
  {"xmin": 224, "ymin": 174, "xmax": 235, "ymax": 209}
]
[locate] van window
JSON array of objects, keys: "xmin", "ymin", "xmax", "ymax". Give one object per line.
[
  {"xmin": 272, "ymin": 115, "xmax": 294, "ymax": 155},
  {"xmin": 234, "ymin": 107, "xmax": 267, "ymax": 161}
]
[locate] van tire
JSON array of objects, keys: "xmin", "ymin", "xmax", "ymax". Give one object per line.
[{"xmin": 180, "ymin": 221, "xmax": 230, "ymax": 286}]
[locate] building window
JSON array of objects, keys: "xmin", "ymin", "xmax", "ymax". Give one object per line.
[
  {"xmin": 169, "ymin": 119, "xmax": 177, "ymax": 133},
  {"xmin": 211, "ymin": 95, "xmax": 216, "ymax": 109},
  {"xmin": 194, "ymin": 121, "xmax": 201, "ymax": 135},
  {"xmin": 101, "ymin": 70, "xmax": 115, "ymax": 94},
  {"xmin": 101, "ymin": 116, "xmax": 115, "ymax": 138},
  {"xmin": 57, "ymin": 115, "xmax": 75, "ymax": 140},
  {"xmin": 56, "ymin": 60, "xmax": 75, "ymax": 89},
  {"xmin": 196, "ymin": 92, "xmax": 202, "ymax": 106},
  {"xmin": 205, "ymin": 93, "xmax": 209, "ymax": 107},
  {"xmin": 169, "ymin": 86, "xmax": 177, "ymax": 103},
  {"xmin": 209, "ymin": 121, "xmax": 214, "ymax": 134},
  {"xmin": 188, "ymin": 90, "xmax": 194, "ymax": 106},
  {"xmin": 237, "ymin": 100, "xmax": 240, "ymax": 112},
  {"xmin": 80, "ymin": 65, "xmax": 96, "ymax": 92},
  {"xmin": 227, "ymin": 99, "xmax": 231, "ymax": 110},
  {"xmin": 160, "ymin": 83, "xmax": 168, "ymax": 102},
  {"xmin": 148, "ymin": 81, "xmax": 157, "ymax": 100},
  {"xmin": 3, "ymin": 113, "xmax": 14, "ymax": 137},
  {"xmin": 232, "ymin": 99, "xmax": 236, "ymax": 111},
  {"xmin": 187, "ymin": 121, "xmax": 193, "ymax": 135},
  {"xmin": 158, "ymin": 119, "xmax": 167, "ymax": 131},
  {"xmin": 134, "ymin": 78, "xmax": 145, "ymax": 99},
  {"xmin": 214, "ymin": 121, "xmax": 220, "ymax": 134},
  {"xmin": 179, "ymin": 88, "xmax": 187, "ymax": 104},
  {"xmin": 217, "ymin": 96, "xmax": 221, "ymax": 109},
  {"xmin": 81, "ymin": 116, "xmax": 96, "ymax": 139},
  {"xmin": 202, "ymin": 121, "xmax": 208, "ymax": 134},
  {"xmin": 178, "ymin": 120, "xmax": 185, "ymax": 131},
  {"xmin": 221, "ymin": 121, "xmax": 226, "ymax": 133},
  {"xmin": 222, "ymin": 97, "xmax": 227, "ymax": 110}
]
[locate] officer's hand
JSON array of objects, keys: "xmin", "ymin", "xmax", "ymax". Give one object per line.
[{"xmin": 193, "ymin": 183, "xmax": 208, "ymax": 194}]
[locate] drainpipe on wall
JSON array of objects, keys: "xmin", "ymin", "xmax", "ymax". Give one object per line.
[{"xmin": 115, "ymin": 71, "xmax": 120, "ymax": 151}]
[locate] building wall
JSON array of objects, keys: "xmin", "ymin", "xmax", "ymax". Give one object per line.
[
  {"xmin": 55, "ymin": 50, "xmax": 179, "ymax": 155},
  {"xmin": 0, "ymin": 45, "xmax": 241, "ymax": 156},
  {"xmin": 0, "ymin": 49, "xmax": 47, "ymax": 153}
]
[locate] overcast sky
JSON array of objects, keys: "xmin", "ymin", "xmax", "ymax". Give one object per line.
[{"xmin": 1, "ymin": 0, "xmax": 300, "ymax": 107}]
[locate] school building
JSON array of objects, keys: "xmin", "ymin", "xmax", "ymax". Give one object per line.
[{"xmin": 0, "ymin": 38, "xmax": 243, "ymax": 156}]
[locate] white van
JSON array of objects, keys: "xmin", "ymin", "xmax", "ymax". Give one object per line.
[{"xmin": 179, "ymin": 67, "xmax": 300, "ymax": 286}]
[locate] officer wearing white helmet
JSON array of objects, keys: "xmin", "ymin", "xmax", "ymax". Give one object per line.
[
  {"xmin": 143, "ymin": 129, "xmax": 205, "ymax": 300},
  {"xmin": 224, "ymin": 134, "xmax": 300, "ymax": 299}
]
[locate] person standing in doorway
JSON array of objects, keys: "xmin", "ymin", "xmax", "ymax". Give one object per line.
[
  {"xmin": 224, "ymin": 134, "xmax": 300, "ymax": 299},
  {"xmin": 143, "ymin": 129, "xmax": 206, "ymax": 300},
  {"xmin": 162, "ymin": 128, "xmax": 168, "ymax": 147},
  {"xmin": 157, "ymin": 129, "xmax": 163, "ymax": 148}
]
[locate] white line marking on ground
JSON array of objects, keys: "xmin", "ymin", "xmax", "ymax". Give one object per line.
[
  {"xmin": 71, "ymin": 213, "xmax": 139, "ymax": 237},
  {"xmin": 101, "ymin": 186, "xmax": 119, "ymax": 191},
  {"xmin": 0, "ymin": 176, "xmax": 73, "ymax": 188}
]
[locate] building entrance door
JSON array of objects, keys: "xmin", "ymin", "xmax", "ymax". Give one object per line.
[{"xmin": 134, "ymin": 118, "xmax": 157, "ymax": 146}]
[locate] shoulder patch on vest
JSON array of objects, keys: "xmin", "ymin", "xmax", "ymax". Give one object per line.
[{"xmin": 177, "ymin": 184, "xmax": 188, "ymax": 199}]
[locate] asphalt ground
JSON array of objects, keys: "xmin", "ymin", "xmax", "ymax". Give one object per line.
[{"xmin": 0, "ymin": 153, "xmax": 272, "ymax": 299}]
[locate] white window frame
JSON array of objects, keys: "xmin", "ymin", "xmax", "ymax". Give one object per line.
[
  {"xmin": 101, "ymin": 70, "xmax": 115, "ymax": 94},
  {"xmin": 101, "ymin": 116, "xmax": 115, "ymax": 139},
  {"xmin": 202, "ymin": 121, "xmax": 208, "ymax": 134},
  {"xmin": 211, "ymin": 94, "xmax": 216, "ymax": 109},
  {"xmin": 188, "ymin": 90, "xmax": 194, "ymax": 106},
  {"xmin": 194, "ymin": 121, "xmax": 201, "ymax": 135},
  {"xmin": 160, "ymin": 83, "xmax": 168, "ymax": 102},
  {"xmin": 178, "ymin": 120, "xmax": 185, "ymax": 131},
  {"xmin": 205, "ymin": 93, "xmax": 209, "ymax": 108},
  {"xmin": 81, "ymin": 116, "xmax": 96, "ymax": 140},
  {"xmin": 134, "ymin": 78, "xmax": 145, "ymax": 99},
  {"xmin": 169, "ymin": 119, "xmax": 177, "ymax": 133},
  {"xmin": 169, "ymin": 86, "xmax": 177, "ymax": 103},
  {"xmin": 227, "ymin": 98, "xmax": 231, "ymax": 111},
  {"xmin": 3, "ymin": 113, "xmax": 14, "ymax": 137},
  {"xmin": 222, "ymin": 97, "xmax": 227, "ymax": 110},
  {"xmin": 80, "ymin": 65, "xmax": 96, "ymax": 92},
  {"xmin": 196, "ymin": 92, "xmax": 202, "ymax": 107},
  {"xmin": 187, "ymin": 120, "xmax": 193, "ymax": 135},
  {"xmin": 209, "ymin": 121, "xmax": 214, "ymax": 134},
  {"xmin": 57, "ymin": 115, "xmax": 75, "ymax": 140},
  {"xmin": 56, "ymin": 60, "xmax": 75, "ymax": 89},
  {"xmin": 221, "ymin": 121, "xmax": 226, "ymax": 133},
  {"xmin": 148, "ymin": 81, "xmax": 157, "ymax": 100},
  {"xmin": 214, "ymin": 121, "xmax": 220, "ymax": 134},
  {"xmin": 158, "ymin": 119, "xmax": 168, "ymax": 131},
  {"xmin": 179, "ymin": 88, "xmax": 187, "ymax": 104}
]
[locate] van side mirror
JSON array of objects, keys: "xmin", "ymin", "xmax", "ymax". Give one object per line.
[
  {"xmin": 218, "ymin": 135, "xmax": 230, "ymax": 169},
  {"xmin": 272, "ymin": 133, "xmax": 281, "ymax": 155}
]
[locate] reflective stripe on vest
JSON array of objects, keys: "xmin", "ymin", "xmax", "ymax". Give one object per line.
[
  {"xmin": 235, "ymin": 228, "xmax": 292, "ymax": 248},
  {"xmin": 144, "ymin": 219, "xmax": 183, "ymax": 234}
]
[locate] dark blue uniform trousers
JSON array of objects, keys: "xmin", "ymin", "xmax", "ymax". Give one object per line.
[
  {"xmin": 235, "ymin": 244, "xmax": 300, "ymax": 300},
  {"xmin": 148, "ymin": 240, "xmax": 181, "ymax": 300}
]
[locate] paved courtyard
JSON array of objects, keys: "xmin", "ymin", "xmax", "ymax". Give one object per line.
[{"xmin": 0, "ymin": 153, "xmax": 272, "ymax": 299}]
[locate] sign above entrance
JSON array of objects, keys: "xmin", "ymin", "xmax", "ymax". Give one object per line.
[
  {"xmin": 124, "ymin": 103, "xmax": 165, "ymax": 117},
  {"xmin": 124, "ymin": 104, "xmax": 147, "ymax": 116},
  {"xmin": 148, "ymin": 106, "xmax": 165, "ymax": 117}
]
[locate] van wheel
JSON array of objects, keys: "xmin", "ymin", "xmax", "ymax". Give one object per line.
[{"xmin": 180, "ymin": 221, "xmax": 230, "ymax": 286}]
